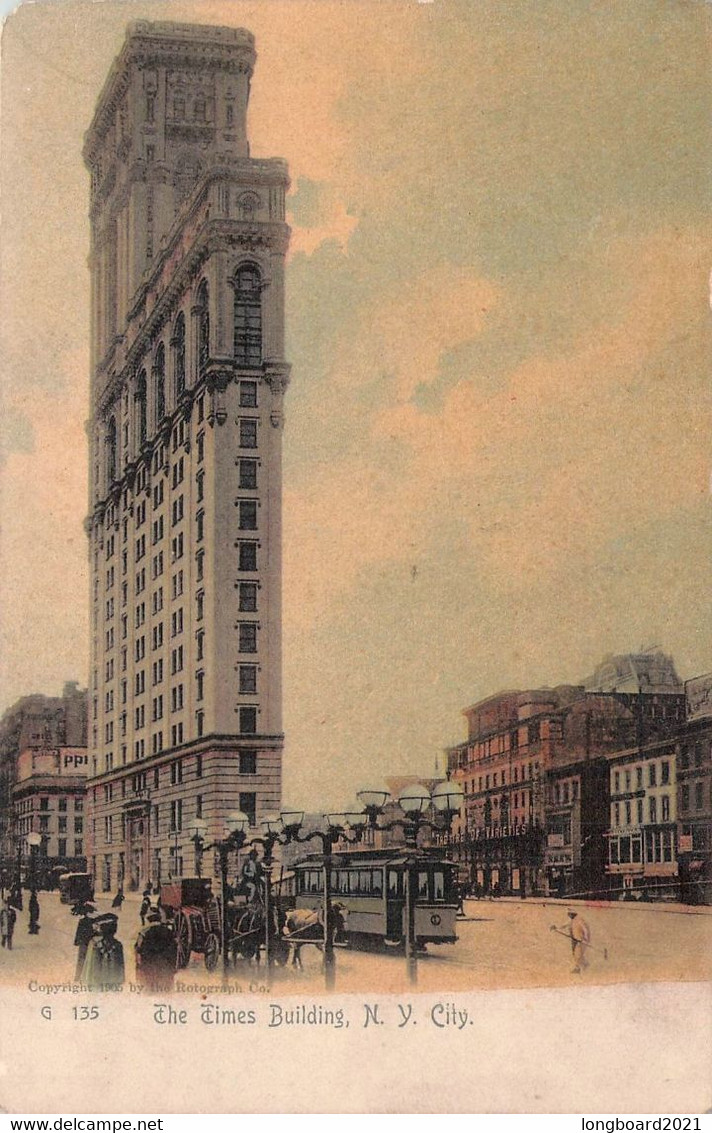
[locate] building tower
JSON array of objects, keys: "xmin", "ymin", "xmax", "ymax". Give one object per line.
[{"xmin": 83, "ymin": 22, "xmax": 290, "ymax": 891}]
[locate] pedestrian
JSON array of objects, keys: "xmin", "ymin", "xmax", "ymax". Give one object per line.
[
  {"xmin": 560, "ymin": 909, "xmax": 591, "ymax": 974},
  {"xmin": 1, "ymin": 896, "xmax": 17, "ymax": 949},
  {"xmin": 73, "ymin": 903, "xmax": 96, "ymax": 980},
  {"xmin": 135, "ymin": 908, "xmax": 177, "ymax": 993},
  {"xmin": 81, "ymin": 913, "xmax": 125, "ymax": 988},
  {"xmin": 139, "ymin": 887, "xmax": 152, "ymax": 925},
  {"xmin": 111, "ymin": 886, "xmax": 125, "ymax": 909},
  {"xmin": 28, "ymin": 890, "xmax": 40, "ymax": 933}
]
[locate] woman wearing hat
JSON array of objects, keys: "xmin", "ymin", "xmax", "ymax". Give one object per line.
[{"xmin": 73, "ymin": 903, "xmax": 96, "ymax": 980}]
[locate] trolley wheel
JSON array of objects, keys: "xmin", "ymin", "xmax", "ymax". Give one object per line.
[
  {"xmin": 175, "ymin": 912, "xmax": 192, "ymax": 969},
  {"xmin": 204, "ymin": 932, "xmax": 221, "ymax": 972}
]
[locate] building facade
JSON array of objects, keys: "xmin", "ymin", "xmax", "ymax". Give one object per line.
[
  {"xmin": 0, "ymin": 684, "xmax": 88, "ymax": 868},
  {"xmin": 605, "ymin": 739, "xmax": 678, "ymax": 898},
  {"xmin": 12, "ymin": 747, "xmax": 89, "ymax": 885},
  {"xmin": 84, "ymin": 22, "xmax": 290, "ymax": 890},
  {"xmin": 446, "ymin": 652, "xmax": 686, "ymax": 897},
  {"xmin": 677, "ymin": 675, "xmax": 712, "ymax": 904}
]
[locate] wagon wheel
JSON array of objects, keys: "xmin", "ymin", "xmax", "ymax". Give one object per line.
[
  {"xmin": 175, "ymin": 912, "xmax": 192, "ymax": 969},
  {"xmin": 204, "ymin": 932, "xmax": 221, "ymax": 972},
  {"xmin": 234, "ymin": 909, "xmax": 261, "ymax": 961}
]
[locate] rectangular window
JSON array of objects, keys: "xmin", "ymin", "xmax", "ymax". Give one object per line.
[
  {"xmin": 239, "ymin": 665, "xmax": 257, "ymax": 694},
  {"xmin": 170, "ymin": 799, "xmax": 183, "ymax": 832},
  {"xmin": 239, "ymin": 381, "xmax": 258, "ymax": 408},
  {"xmin": 239, "ymin": 706, "xmax": 257, "ymax": 735},
  {"xmin": 238, "ymin": 582, "xmax": 258, "ymax": 612},
  {"xmin": 238, "ymin": 543, "xmax": 257, "ymax": 572},
  {"xmin": 661, "ymin": 761, "xmax": 670, "ymax": 785},
  {"xmin": 239, "ymin": 419, "xmax": 257, "ymax": 449},
  {"xmin": 661, "ymin": 795, "xmax": 670, "ymax": 822},
  {"xmin": 239, "ymin": 792, "xmax": 256, "ymax": 826},
  {"xmin": 196, "ymin": 511, "xmax": 205, "ymax": 543},
  {"xmin": 238, "ymin": 500, "xmax": 258, "ymax": 530},
  {"xmin": 196, "ymin": 630, "xmax": 205, "ymax": 661},
  {"xmin": 196, "ymin": 754, "xmax": 203, "ymax": 779},
  {"xmin": 196, "ymin": 795, "xmax": 203, "ymax": 819},
  {"xmin": 238, "ymin": 460, "xmax": 257, "ymax": 490},
  {"xmin": 239, "ymin": 750, "xmax": 257, "ymax": 775},
  {"xmin": 695, "ymin": 781, "xmax": 704, "ymax": 810},
  {"xmin": 196, "ymin": 670, "xmax": 205, "ymax": 702},
  {"xmin": 649, "ymin": 796, "xmax": 657, "ymax": 824},
  {"xmin": 196, "ymin": 710, "xmax": 205, "ymax": 738},
  {"xmin": 170, "ymin": 760, "xmax": 183, "ymax": 786},
  {"xmin": 649, "ymin": 764, "xmax": 657, "ymax": 787},
  {"xmin": 238, "ymin": 623, "xmax": 257, "ymax": 653}
]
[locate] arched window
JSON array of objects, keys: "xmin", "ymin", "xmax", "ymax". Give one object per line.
[
  {"xmin": 155, "ymin": 344, "xmax": 165, "ymax": 423},
  {"xmin": 197, "ymin": 281, "xmax": 209, "ymax": 372},
  {"xmin": 107, "ymin": 417, "xmax": 117, "ymax": 484},
  {"xmin": 233, "ymin": 264, "xmax": 262, "ymax": 368},
  {"xmin": 173, "ymin": 312, "xmax": 186, "ymax": 398},
  {"xmin": 136, "ymin": 370, "xmax": 147, "ymax": 447}
]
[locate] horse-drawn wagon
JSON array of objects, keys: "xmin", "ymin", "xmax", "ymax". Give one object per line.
[{"xmin": 159, "ymin": 877, "xmax": 222, "ymax": 969}]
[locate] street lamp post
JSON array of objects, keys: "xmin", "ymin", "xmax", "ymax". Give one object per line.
[
  {"xmin": 244, "ymin": 807, "xmax": 362, "ymax": 990},
  {"xmin": 357, "ymin": 780, "xmax": 464, "ymax": 986},
  {"xmin": 27, "ymin": 832, "xmax": 42, "ymax": 934},
  {"xmin": 191, "ymin": 812, "xmax": 250, "ymax": 980}
]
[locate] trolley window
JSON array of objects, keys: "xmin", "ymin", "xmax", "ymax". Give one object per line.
[
  {"xmin": 298, "ymin": 868, "xmax": 323, "ymax": 894},
  {"xmin": 372, "ymin": 869, "xmax": 384, "ymax": 896},
  {"xmin": 387, "ymin": 869, "xmax": 402, "ymax": 897},
  {"xmin": 433, "ymin": 869, "xmax": 445, "ymax": 901},
  {"xmin": 417, "ymin": 871, "xmax": 429, "ymax": 899}
]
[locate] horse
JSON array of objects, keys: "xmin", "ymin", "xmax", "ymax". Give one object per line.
[{"xmin": 283, "ymin": 904, "xmax": 346, "ymax": 969}]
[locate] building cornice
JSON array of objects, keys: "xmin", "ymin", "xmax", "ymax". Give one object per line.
[
  {"xmin": 86, "ymin": 732, "xmax": 285, "ymax": 787},
  {"xmin": 84, "ymin": 23, "xmax": 256, "ymax": 168}
]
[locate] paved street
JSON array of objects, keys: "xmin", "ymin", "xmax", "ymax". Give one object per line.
[{"xmin": 1, "ymin": 891, "xmax": 710, "ymax": 995}]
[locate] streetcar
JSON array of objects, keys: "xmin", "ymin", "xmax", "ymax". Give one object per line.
[{"xmin": 292, "ymin": 847, "xmax": 459, "ymax": 950}]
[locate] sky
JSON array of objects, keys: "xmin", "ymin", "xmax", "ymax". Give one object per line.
[{"xmin": 0, "ymin": 0, "xmax": 710, "ymax": 809}]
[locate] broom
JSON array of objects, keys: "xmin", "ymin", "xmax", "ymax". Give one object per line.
[{"xmin": 549, "ymin": 924, "xmax": 609, "ymax": 960}]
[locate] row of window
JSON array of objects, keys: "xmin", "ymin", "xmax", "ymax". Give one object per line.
[
  {"xmin": 103, "ymin": 273, "xmax": 260, "ymax": 489},
  {"xmin": 464, "ymin": 762, "xmax": 540, "ymax": 795},
  {"xmin": 97, "ymin": 751, "xmax": 258, "ymax": 805},
  {"xmin": 609, "ymin": 829, "xmax": 675, "ymax": 865},
  {"xmin": 33, "ymin": 816, "xmax": 84, "ymax": 834},
  {"xmin": 613, "ymin": 761, "xmax": 670, "ymax": 793},
  {"xmin": 613, "ymin": 795, "xmax": 672, "ymax": 828},
  {"xmin": 100, "ymin": 790, "xmax": 258, "ymax": 845},
  {"xmin": 17, "ymin": 797, "xmax": 84, "ymax": 814}
]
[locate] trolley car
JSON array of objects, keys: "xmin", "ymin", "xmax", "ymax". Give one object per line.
[{"xmin": 293, "ymin": 848, "xmax": 459, "ymax": 950}]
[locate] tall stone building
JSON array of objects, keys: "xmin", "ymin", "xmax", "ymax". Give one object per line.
[
  {"xmin": 83, "ymin": 22, "xmax": 290, "ymax": 890},
  {"xmin": 0, "ymin": 684, "xmax": 88, "ymax": 868}
]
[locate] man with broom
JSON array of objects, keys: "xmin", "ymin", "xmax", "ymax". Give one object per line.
[{"xmin": 552, "ymin": 909, "xmax": 592, "ymax": 974}]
